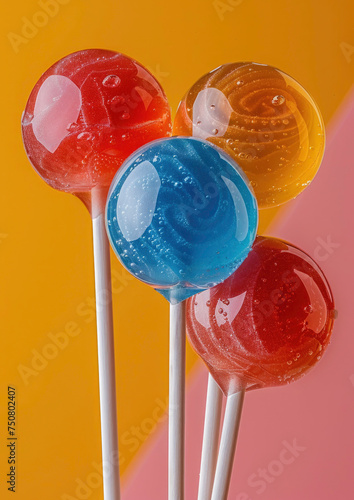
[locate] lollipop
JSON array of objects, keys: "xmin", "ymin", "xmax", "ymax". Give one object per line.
[
  {"xmin": 22, "ymin": 48, "xmax": 171, "ymax": 205},
  {"xmin": 106, "ymin": 136, "xmax": 258, "ymax": 303},
  {"xmin": 21, "ymin": 49, "xmax": 172, "ymax": 500},
  {"xmin": 174, "ymin": 62, "xmax": 325, "ymax": 208},
  {"xmin": 106, "ymin": 136, "xmax": 258, "ymax": 500},
  {"xmin": 187, "ymin": 236, "xmax": 335, "ymax": 500}
]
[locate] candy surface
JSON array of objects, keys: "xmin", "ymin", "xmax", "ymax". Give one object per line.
[
  {"xmin": 22, "ymin": 49, "xmax": 171, "ymax": 193},
  {"xmin": 106, "ymin": 137, "xmax": 258, "ymax": 303},
  {"xmin": 186, "ymin": 236, "xmax": 335, "ymax": 395},
  {"xmin": 174, "ymin": 62, "xmax": 325, "ymax": 208}
]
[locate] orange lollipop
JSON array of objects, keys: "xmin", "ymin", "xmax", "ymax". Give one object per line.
[{"xmin": 174, "ymin": 62, "xmax": 325, "ymax": 208}]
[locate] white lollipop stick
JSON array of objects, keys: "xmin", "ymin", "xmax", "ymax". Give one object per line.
[
  {"xmin": 169, "ymin": 301, "xmax": 186, "ymax": 500},
  {"xmin": 198, "ymin": 374, "xmax": 223, "ymax": 500},
  {"xmin": 211, "ymin": 390, "xmax": 245, "ymax": 500},
  {"xmin": 92, "ymin": 188, "xmax": 121, "ymax": 500}
]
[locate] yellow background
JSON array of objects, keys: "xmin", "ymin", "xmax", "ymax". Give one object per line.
[{"xmin": 1, "ymin": 0, "xmax": 353, "ymax": 498}]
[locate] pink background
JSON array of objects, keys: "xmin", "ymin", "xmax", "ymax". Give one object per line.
[{"xmin": 123, "ymin": 89, "xmax": 354, "ymax": 499}]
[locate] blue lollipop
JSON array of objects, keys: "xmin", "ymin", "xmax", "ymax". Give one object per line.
[
  {"xmin": 106, "ymin": 137, "xmax": 258, "ymax": 303},
  {"xmin": 105, "ymin": 137, "xmax": 257, "ymax": 500}
]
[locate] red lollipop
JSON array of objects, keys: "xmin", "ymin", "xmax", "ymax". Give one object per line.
[
  {"xmin": 186, "ymin": 236, "xmax": 336, "ymax": 500},
  {"xmin": 21, "ymin": 49, "xmax": 171, "ymax": 500},
  {"xmin": 188, "ymin": 235, "xmax": 335, "ymax": 394},
  {"xmin": 22, "ymin": 48, "xmax": 172, "ymax": 210}
]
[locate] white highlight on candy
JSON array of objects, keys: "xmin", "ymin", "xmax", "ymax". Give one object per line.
[
  {"xmin": 32, "ymin": 75, "xmax": 82, "ymax": 153},
  {"xmin": 135, "ymin": 87, "xmax": 153, "ymax": 110},
  {"xmin": 117, "ymin": 161, "xmax": 161, "ymax": 242},
  {"xmin": 215, "ymin": 293, "xmax": 247, "ymax": 327},
  {"xmin": 294, "ymin": 269, "xmax": 327, "ymax": 333},
  {"xmin": 222, "ymin": 176, "xmax": 249, "ymax": 242},
  {"xmin": 192, "ymin": 88, "xmax": 232, "ymax": 140}
]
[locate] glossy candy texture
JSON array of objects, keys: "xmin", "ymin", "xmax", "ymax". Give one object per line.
[
  {"xmin": 174, "ymin": 62, "xmax": 325, "ymax": 208},
  {"xmin": 187, "ymin": 236, "xmax": 335, "ymax": 395},
  {"xmin": 106, "ymin": 137, "xmax": 258, "ymax": 304},
  {"xmin": 22, "ymin": 49, "xmax": 172, "ymax": 194}
]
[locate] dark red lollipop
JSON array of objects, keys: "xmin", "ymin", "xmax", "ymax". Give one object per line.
[{"xmin": 187, "ymin": 236, "xmax": 336, "ymax": 395}]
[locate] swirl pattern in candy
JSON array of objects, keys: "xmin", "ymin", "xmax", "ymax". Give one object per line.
[
  {"xmin": 174, "ymin": 62, "xmax": 325, "ymax": 208},
  {"xmin": 22, "ymin": 49, "xmax": 172, "ymax": 193},
  {"xmin": 106, "ymin": 137, "xmax": 258, "ymax": 303},
  {"xmin": 186, "ymin": 236, "xmax": 335, "ymax": 395}
]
